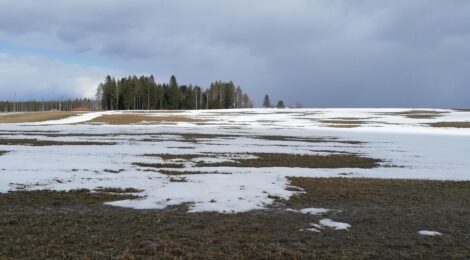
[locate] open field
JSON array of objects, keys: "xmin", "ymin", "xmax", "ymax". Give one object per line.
[
  {"xmin": 89, "ymin": 114, "xmax": 200, "ymax": 125},
  {"xmin": 135, "ymin": 153, "xmax": 382, "ymax": 169},
  {"xmin": 429, "ymin": 121, "xmax": 470, "ymax": 128},
  {"xmin": 1, "ymin": 178, "xmax": 469, "ymax": 258},
  {"xmin": 0, "ymin": 111, "xmax": 82, "ymax": 123},
  {"xmin": 0, "ymin": 108, "xmax": 469, "ymax": 257}
]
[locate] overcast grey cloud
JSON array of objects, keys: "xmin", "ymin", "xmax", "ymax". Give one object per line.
[{"xmin": 0, "ymin": 0, "xmax": 469, "ymax": 107}]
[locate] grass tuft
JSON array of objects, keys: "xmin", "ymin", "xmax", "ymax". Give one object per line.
[
  {"xmin": 428, "ymin": 121, "xmax": 470, "ymax": 128},
  {"xmin": 195, "ymin": 153, "xmax": 382, "ymax": 169},
  {"xmin": 158, "ymin": 170, "xmax": 231, "ymax": 176},
  {"xmin": 94, "ymin": 187, "xmax": 143, "ymax": 193},
  {"xmin": 0, "ymin": 138, "xmax": 114, "ymax": 146},
  {"xmin": 133, "ymin": 162, "xmax": 185, "ymax": 169}
]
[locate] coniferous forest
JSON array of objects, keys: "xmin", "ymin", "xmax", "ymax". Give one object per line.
[
  {"xmin": 0, "ymin": 75, "xmax": 254, "ymax": 112},
  {"xmin": 96, "ymin": 75, "xmax": 254, "ymax": 110},
  {"xmin": 0, "ymin": 99, "xmax": 100, "ymax": 112}
]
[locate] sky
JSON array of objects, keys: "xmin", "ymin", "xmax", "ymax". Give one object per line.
[{"xmin": 0, "ymin": 0, "xmax": 469, "ymax": 107}]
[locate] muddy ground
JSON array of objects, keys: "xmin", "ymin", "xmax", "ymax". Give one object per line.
[{"xmin": 1, "ymin": 178, "xmax": 469, "ymax": 259}]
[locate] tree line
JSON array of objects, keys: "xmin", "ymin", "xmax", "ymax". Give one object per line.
[
  {"xmin": 96, "ymin": 75, "xmax": 254, "ymax": 110},
  {"xmin": 0, "ymin": 99, "xmax": 100, "ymax": 112},
  {"xmin": 262, "ymin": 94, "xmax": 303, "ymax": 108}
]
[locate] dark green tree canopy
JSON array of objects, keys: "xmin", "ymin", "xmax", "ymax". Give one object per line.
[
  {"xmin": 0, "ymin": 75, "xmax": 259, "ymax": 112},
  {"xmin": 95, "ymin": 75, "xmax": 254, "ymax": 110},
  {"xmin": 263, "ymin": 95, "xmax": 271, "ymax": 108}
]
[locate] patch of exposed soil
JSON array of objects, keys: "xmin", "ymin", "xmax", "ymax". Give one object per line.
[
  {"xmin": 94, "ymin": 187, "xmax": 144, "ymax": 193},
  {"xmin": 378, "ymin": 110, "xmax": 448, "ymax": 119},
  {"xmin": 132, "ymin": 162, "xmax": 185, "ymax": 169},
  {"xmin": 254, "ymin": 135, "xmax": 364, "ymax": 145},
  {"xmin": 428, "ymin": 121, "xmax": 470, "ymax": 128},
  {"xmin": 196, "ymin": 153, "xmax": 382, "ymax": 169}
]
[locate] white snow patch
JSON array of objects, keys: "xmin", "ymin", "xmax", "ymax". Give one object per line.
[
  {"xmin": 287, "ymin": 207, "xmax": 330, "ymax": 215},
  {"xmin": 1, "ymin": 108, "xmax": 470, "ymax": 213},
  {"xmin": 191, "ymin": 157, "xmax": 236, "ymax": 164},
  {"xmin": 26, "ymin": 111, "xmax": 119, "ymax": 125},
  {"xmin": 418, "ymin": 230, "xmax": 442, "ymax": 236},
  {"xmin": 299, "ymin": 228, "xmax": 321, "ymax": 232},
  {"xmin": 300, "ymin": 208, "xmax": 330, "ymax": 215},
  {"xmin": 318, "ymin": 219, "xmax": 351, "ymax": 230}
]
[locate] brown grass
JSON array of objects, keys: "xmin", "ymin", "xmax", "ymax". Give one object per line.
[
  {"xmin": 144, "ymin": 153, "xmax": 203, "ymax": 160},
  {"xmin": 0, "ymin": 111, "xmax": 81, "ymax": 123},
  {"xmin": 0, "ymin": 138, "xmax": 114, "ymax": 146},
  {"xmin": 140, "ymin": 152, "xmax": 382, "ymax": 169},
  {"xmin": 158, "ymin": 170, "xmax": 231, "ymax": 176},
  {"xmin": 254, "ymin": 135, "xmax": 364, "ymax": 145},
  {"xmin": 133, "ymin": 162, "xmax": 185, "ymax": 168},
  {"xmin": 88, "ymin": 114, "xmax": 200, "ymax": 125},
  {"xmin": 428, "ymin": 121, "xmax": 470, "ymax": 128},
  {"xmin": 103, "ymin": 169, "xmax": 125, "ymax": 173},
  {"xmin": 94, "ymin": 187, "xmax": 143, "ymax": 193},
  {"xmin": 284, "ymin": 177, "xmax": 470, "ymax": 207},
  {"xmin": 1, "ymin": 179, "xmax": 469, "ymax": 258},
  {"xmin": 195, "ymin": 153, "xmax": 382, "ymax": 169},
  {"xmin": 380, "ymin": 110, "xmax": 448, "ymax": 119},
  {"xmin": 320, "ymin": 119, "xmax": 368, "ymax": 125},
  {"xmin": 318, "ymin": 119, "xmax": 370, "ymax": 128},
  {"xmin": 325, "ymin": 124, "xmax": 361, "ymax": 128},
  {"xmin": 330, "ymin": 117, "xmax": 375, "ymax": 120}
]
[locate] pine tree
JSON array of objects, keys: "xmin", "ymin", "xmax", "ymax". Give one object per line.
[
  {"xmin": 276, "ymin": 100, "xmax": 285, "ymax": 108},
  {"xmin": 263, "ymin": 95, "xmax": 271, "ymax": 108},
  {"xmin": 167, "ymin": 75, "xmax": 180, "ymax": 109}
]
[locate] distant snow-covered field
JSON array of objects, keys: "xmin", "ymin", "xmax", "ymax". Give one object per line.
[{"xmin": 0, "ymin": 108, "xmax": 469, "ymax": 213}]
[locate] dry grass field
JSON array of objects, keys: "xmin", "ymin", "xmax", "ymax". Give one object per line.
[
  {"xmin": 429, "ymin": 121, "xmax": 470, "ymax": 128},
  {"xmin": 1, "ymin": 109, "xmax": 469, "ymax": 258},
  {"xmin": 88, "ymin": 114, "xmax": 199, "ymax": 124},
  {"xmin": 1, "ymin": 178, "xmax": 469, "ymax": 259},
  {"xmin": 0, "ymin": 111, "xmax": 82, "ymax": 123}
]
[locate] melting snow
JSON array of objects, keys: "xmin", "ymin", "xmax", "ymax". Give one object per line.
[
  {"xmin": 418, "ymin": 230, "xmax": 442, "ymax": 236},
  {"xmin": 300, "ymin": 228, "xmax": 321, "ymax": 232},
  {"xmin": 300, "ymin": 208, "xmax": 330, "ymax": 215},
  {"xmin": 287, "ymin": 208, "xmax": 330, "ymax": 215},
  {"xmin": 318, "ymin": 219, "xmax": 351, "ymax": 230},
  {"xmin": 1, "ymin": 108, "xmax": 470, "ymax": 213}
]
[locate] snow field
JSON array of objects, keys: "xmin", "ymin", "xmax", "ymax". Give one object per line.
[{"xmin": 0, "ymin": 108, "xmax": 469, "ymax": 213}]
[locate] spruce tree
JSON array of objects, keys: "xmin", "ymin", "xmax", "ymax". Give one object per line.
[{"xmin": 263, "ymin": 95, "xmax": 271, "ymax": 108}]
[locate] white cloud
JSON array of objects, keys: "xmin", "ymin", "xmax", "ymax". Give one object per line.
[
  {"xmin": 0, "ymin": 52, "xmax": 124, "ymax": 100},
  {"xmin": 0, "ymin": 0, "xmax": 469, "ymax": 106}
]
